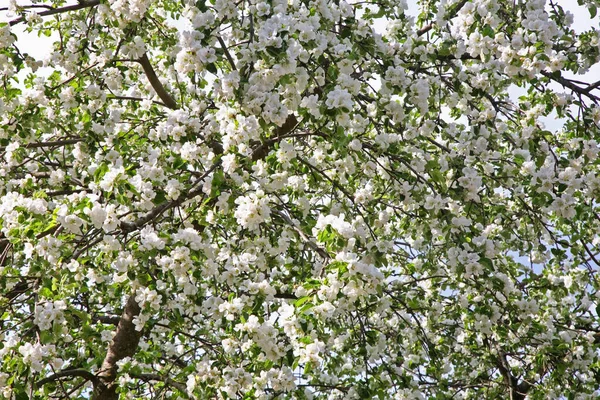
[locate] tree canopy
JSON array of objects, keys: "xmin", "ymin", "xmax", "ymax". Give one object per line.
[{"xmin": 1, "ymin": 0, "xmax": 600, "ymax": 398}]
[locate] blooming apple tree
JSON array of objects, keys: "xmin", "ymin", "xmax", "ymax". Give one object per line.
[{"xmin": 2, "ymin": 0, "xmax": 600, "ymax": 398}]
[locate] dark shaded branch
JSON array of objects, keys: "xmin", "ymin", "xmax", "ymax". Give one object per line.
[
  {"xmin": 21, "ymin": 139, "xmax": 82, "ymax": 149},
  {"xmin": 93, "ymin": 295, "xmax": 142, "ymax": 400},
  {"xmin": 36, "ymin": 369, "xmax": 98, "ymax": 388},
  {"xmin": 580, "ymin": 239, "xmax": 600, "ymax": 267},
  {"xmin": 251, "ymin": 115, "xmax": 300, "ymax": 161},
  {"xmin": 274, "ymin": 291, "xmax": 298, "ymax": 300},
  {"xmin": 1, "ymin": 280, "xmax": 29, "ymax": 301},
  {"xmin": 584, "ymin": 79, "xmax": 600, "ymax": 93},
  {"xmin": 92, "ymin": 315, "xmax": 121, "ymax": 325},
  {"xmin": 417, "ymin": 0, "xmax": 468, "ymax": 36},
  {"xmin": 541, "ymin": 71, "xmax": 600, "ymax": 102},
  {"xmin": 217, "ymin": 36, "xmax": 237, "ymax": 71},
  {"xmin": 496, "ymin": 353, "xmax": 531, "ymax": 400},
  {"xmin": 120, "ymin": 162, "xmax": 220, "ymax": 233},
  {"xmin": 9, "ymin": 0, "xmax": 100, "ymax": 26},
  {"xmin": 137, "ymin": 53, "xmax": 179, "ymax": 110},
  {"xmin": 131, "ymin": 373, "xmax": 192, "ymax": 399}
]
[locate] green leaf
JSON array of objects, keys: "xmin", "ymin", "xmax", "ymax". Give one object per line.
[
  {"xmin": 206, "ymin": 63, "xmax": 218, "ymax": 74},
  {"xmin": 294, "ymin": 296, "xmax": 311, "ymax": 308},
  {"xmin": 589, "ymin": 5, "xmax": 597, "ymax": 19},
  {"xmin": 39, "ymin": 286, "xmax": 53, "ymax": 298},
  {"xmin": 299, "ymin": 301, "xmax": 314, "ymax": 314},
  {"xmin": 479, "ymin": 258, "xmax": 493, "ymax": 270}
]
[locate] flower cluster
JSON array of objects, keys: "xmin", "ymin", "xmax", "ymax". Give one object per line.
[{"xmin": 2, "ymin": 0, "xmax": 600, "ymax": 399}]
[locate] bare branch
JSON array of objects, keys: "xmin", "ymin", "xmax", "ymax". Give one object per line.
[
  {"xmin": 217, "ymin": 36, "xmax": 237, "ymax": 71},
  {"xmin": 130, "ymin": 373, "xmax": 193, "ymax": 399},
  {"xmin": 36, "ymin": 369, "xmax": 99, "ymax": 389},
  {"xmin": 417, "ymin": 0, "xmax": 468, "ymax": 36},
  {"xmin": 9, "ymin": 0, "xmax": 100, "ymax": 26},
  {"xmin": 137, "ymin": 53, "xmax": 179, "ymax": 110},
  {"xmin": 93, "ymin": 295, "xmax": 142, "ymax": 400},
  {"xmin": 584, "ymin": 79, "xmax": 600, "ymax": 93},
  {"xmin": 272, "ymin": 209, "xmax": 330, "ymax": 261},
  {"xmin": 0, "ymin": 139, "xmax": 83, "ymax": 151},
  {"xmin": 541, "ymin": 71, "xmax": 600, "ymax": 102}
]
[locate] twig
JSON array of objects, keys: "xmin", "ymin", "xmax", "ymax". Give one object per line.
[
  {"xmin": 272, "ymin": 209, "xmax": 330, "ymax": 261},
  {"xmin": 130, "ymin": 373, "xmax": 193, "ymax": 399},
  {"xmin": 9, "ymin": 0, "xmax": 100, "ymax": 26},
  {"xmin": 217, "ymin": 36, "xmax": 236, "ymax": 71},
  {"xmin": 120, "ymin": 162, "xmax": 220, "ymax": 233},
  {"xmin": 51, "ymin": 62, "xmax": 100, "ymax": 91},
  {"xmin": 541, "ymin": 71, "xmax": 600, "ymax": 102},
  {"xmin": 36, "ymin": 369, "xmax": 99, "ymax": 389},
  {"xmin": 107, "ymin": 95, "xmax": 168, "ymax": 108}
]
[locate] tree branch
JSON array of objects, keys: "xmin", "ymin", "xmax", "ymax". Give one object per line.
[
  {"xmin": 9, "ymin": 0, "xmax": 100, "ymax": 26},
  {"xmin": 137, "ymin": 53, "xmax": 179, "ymax": 110},
  {"xmin": 541, "ymin": 71, "xmax": 600, "ymax": 102},
  {"xmin": 93, "ymin": 295, "xmax": 142, "ymax": 400},
  {"xmin": 217, "ymin": 36, "xmax": 237, "ymax": 71},
  {"xmin": 92, "ymin": 314, "xmax": 121, "ymax": 325},
  {"xmin": 251, "ymin": 114, "xmax": 299, "ymax": 161},
  {"xmin": 496, "ymin": 353, "xmax": 531, "ymax": 400},
  {"xmin": 130, "ymin": 373, "xmax": 193, "ymax": 399},
  {"xmin": 417, "ymin": 0, "xmax": 468, "ymax": 36},
  {"xmin": 120, "ymin": 115, "xmax": 300, "ymax": 234},
  {"xmin": 120, "ymin": 162, "xmax": 220, "ymax": 233},
  {"xmin": 1, "ymin": 139, "xmax": 83, "ymax": 151},
  {"xmin": 36, "ymin": 369, "xmax": 99, "ymax": 389},
  {"xmin": 272, "ymin": 209, "xmax": 330, "ymax": 261}
]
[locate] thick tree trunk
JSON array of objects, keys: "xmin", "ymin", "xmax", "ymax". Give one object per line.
[{"xmin": 93, "ymin": 295, "xmax": 142, "ymax": 400}]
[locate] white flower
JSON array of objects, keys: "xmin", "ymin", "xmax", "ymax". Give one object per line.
[
  {"xmin": 222, "ymin": 154, "xmax": 238, "ymax": 174},
  {"xmin": 234, "ymin": 192, "xmax": 271, "ymax": 231},
  {"xmin": 139, "ymin": 226, "xmax": 166, "ymax": 250},
  {"xmin": 325, "ymin": 87, "xmax": 353, "ymax": 110},
  {"xmin": 101, "ymin": 330, "xmax": 115, "ymax": 342},
  {"xmin": 300, "ymin": 95, "xmax": 321, "ymax": 118},
  {"xmin": 85, "ymin": 203, "xmax": 107, "ymax": 228},
  {"xmin": 165, "ymin": 178, "xmax": 183, "ymax": 200},
  {"xmin": 315, "ymin": 214, "xmax": 354, "ymax": 239},
  {"xmin": 99, "ymin": 166, "xmax": 125, "ymax": 192},
  {"xmin": 0, "ymin": 25, "xmax": 15, "ymax": 49}
]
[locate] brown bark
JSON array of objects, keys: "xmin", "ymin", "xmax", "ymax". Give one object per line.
[
  {"xmin": 496, "ymin": 353, "xmax": 531, "ymax": 400},
  {"xmin": 138, "ymin": 54, "xmax": 179, "ymax": 110},
  {"xmin": 93, "ymin": 295, "xmax": 142, "ymax": 400},
  {"xmin": 9, "ymin": 0, "xmax": 100, "ymax": 26}
]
